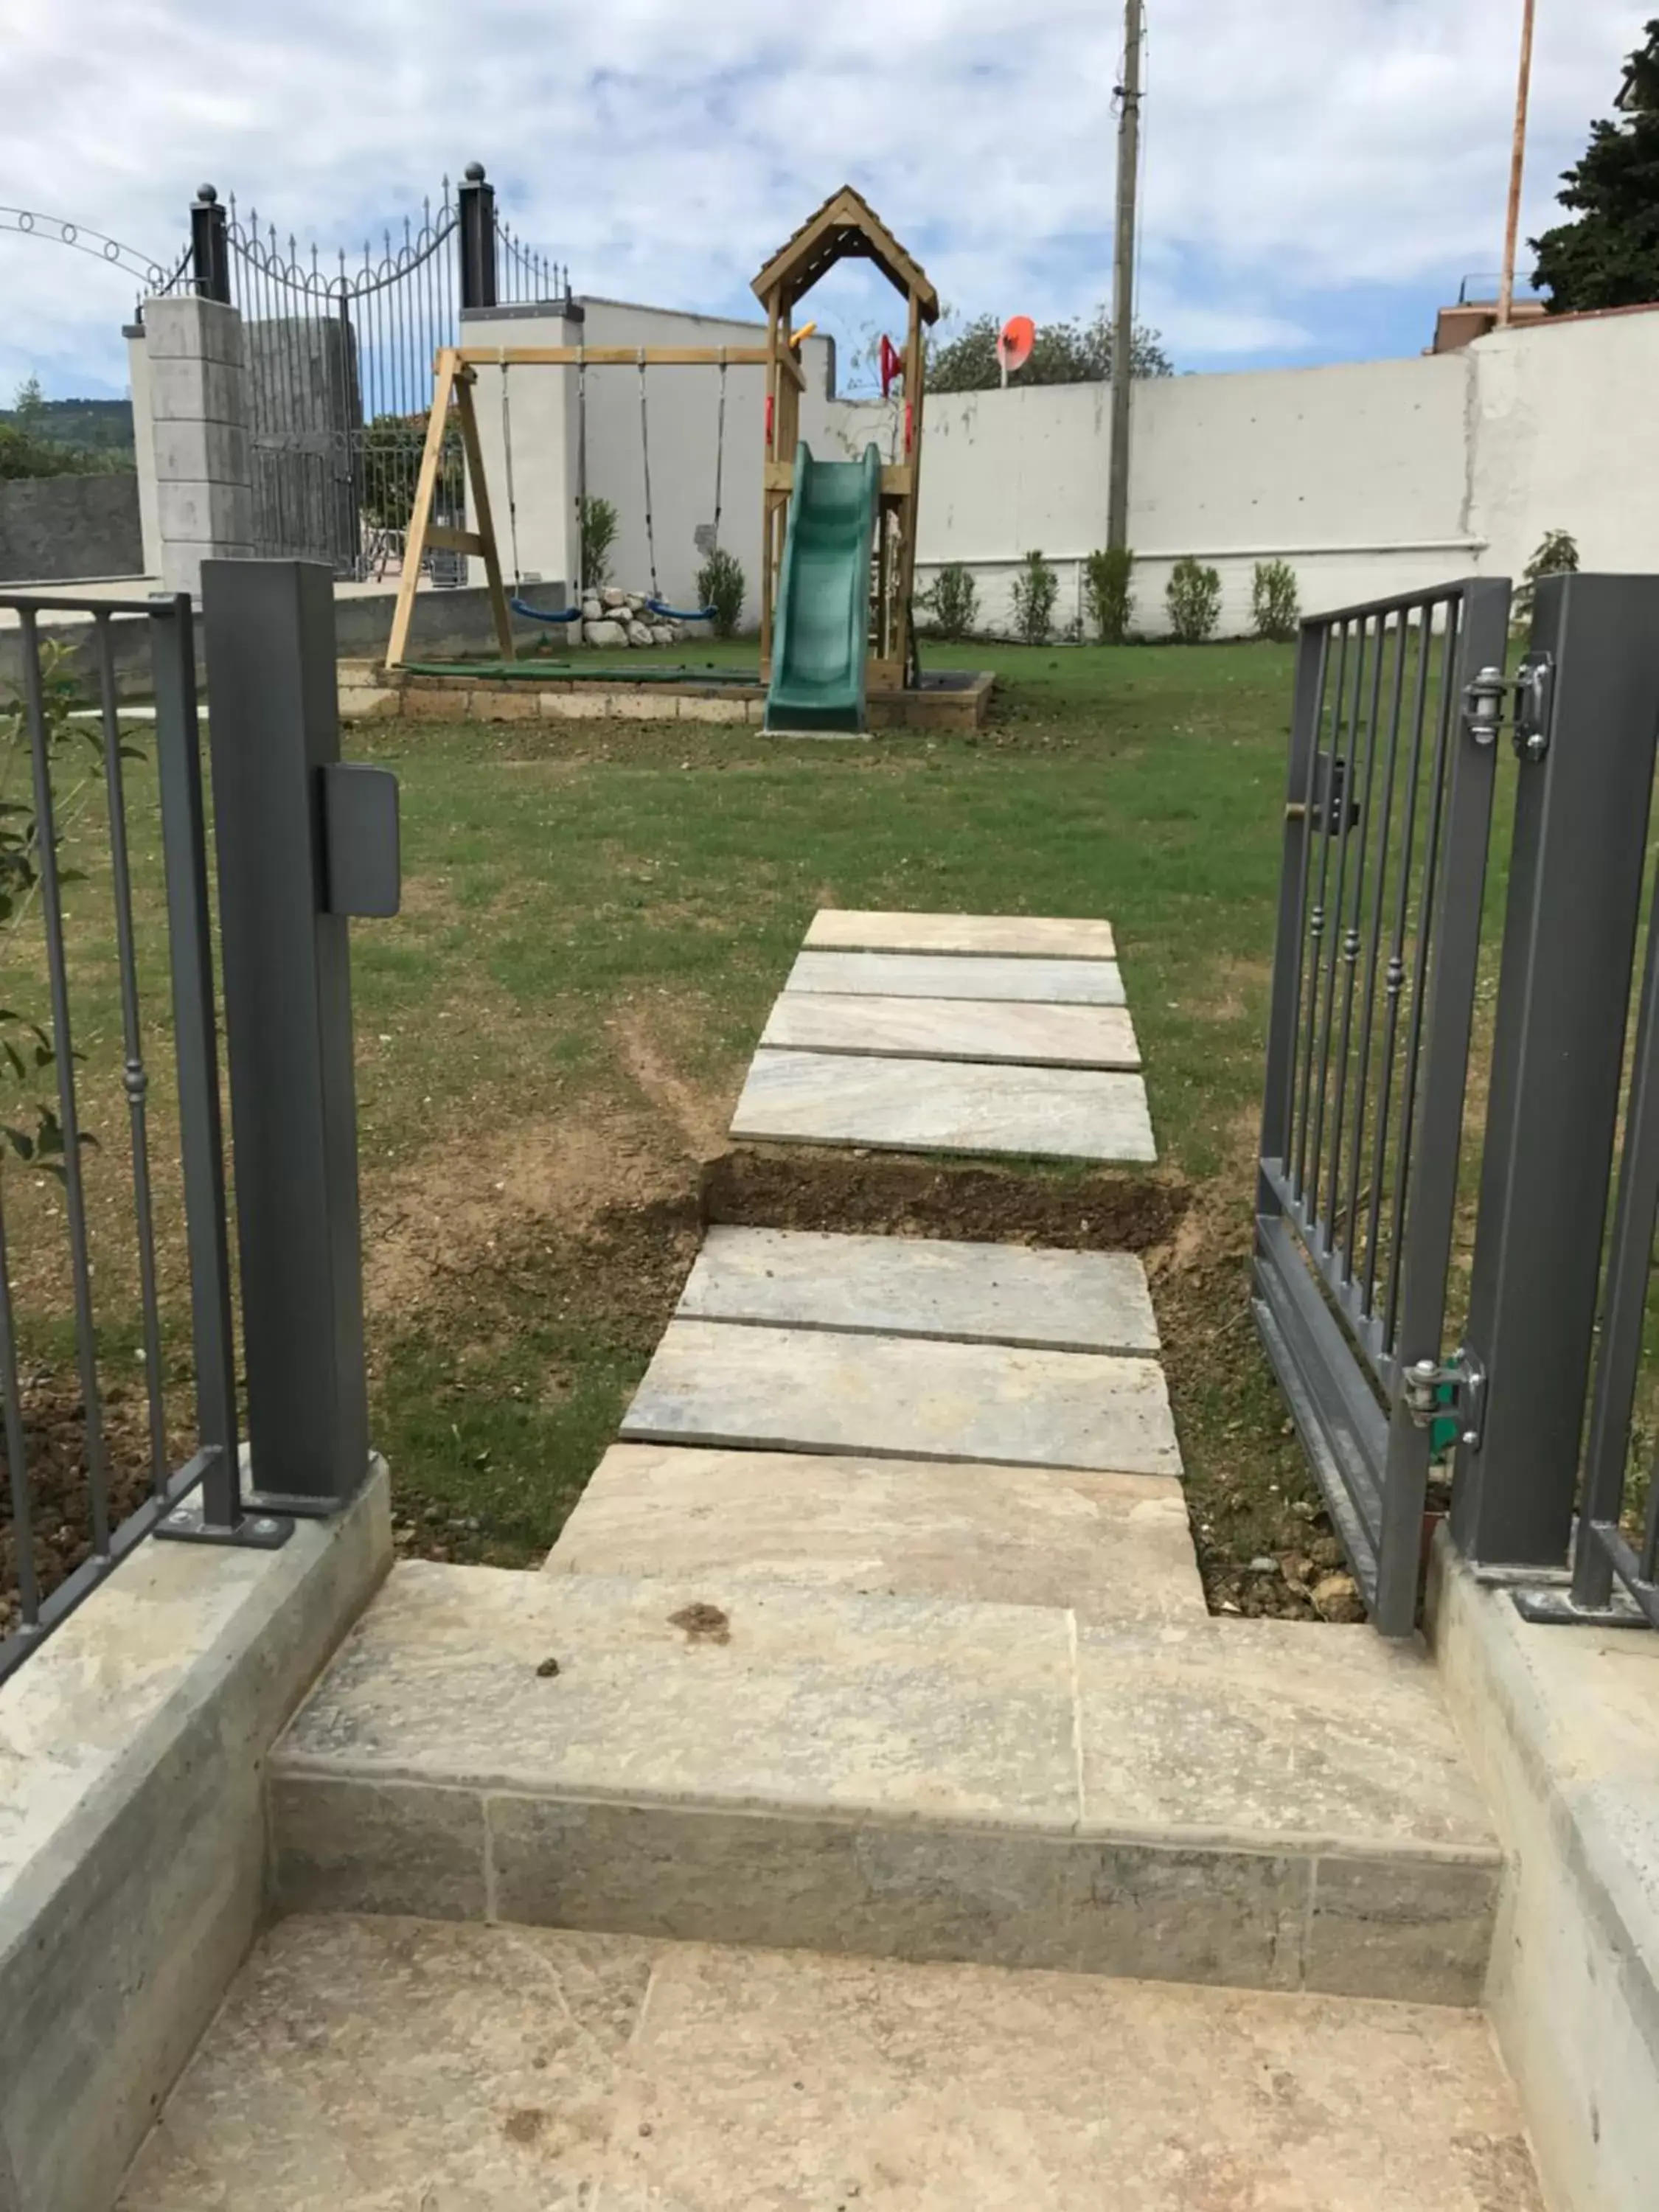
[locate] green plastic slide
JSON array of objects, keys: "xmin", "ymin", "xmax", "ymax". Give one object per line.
[{"xmin": 765, "ymin": 441, "xmax": 882, "ymax": 734}]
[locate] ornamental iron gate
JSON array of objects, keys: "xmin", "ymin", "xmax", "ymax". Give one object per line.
[{"xmin": 1253, "ymin": 577, "xmax": 1512, "ymax": 1635}]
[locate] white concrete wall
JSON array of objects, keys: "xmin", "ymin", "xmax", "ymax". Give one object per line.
[{"xmin": 460, "ymin": 304, "xmax": 581, "ymax": 597}]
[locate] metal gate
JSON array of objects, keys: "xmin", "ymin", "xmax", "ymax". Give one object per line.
[{"xmin": 1253, "ymin": 577, "xmax": 1512, "ymax": 1633}]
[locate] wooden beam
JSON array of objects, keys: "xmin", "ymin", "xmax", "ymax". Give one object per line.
[
  {"xmin": 452, "ymin": 372, "xmax": 515, "ymax": 661},
  {"xmin": 775, "ymin": 346, "xmax": 807, "ymax": 392},
  {"xmin": 386, "ymin": 348, "xmax": 459, "ymax": 672}
]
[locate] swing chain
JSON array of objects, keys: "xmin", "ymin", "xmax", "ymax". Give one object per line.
[
  {"xmin": 637, "ymin": 348, "xmax": 660, "ymax": 603},
  {"xmin": 575, "ymin": 345, "xmax": 588, "ymax": 599},
  {"xmin": 500, "ymin": 360, "xmax": 523, "ymax": 590},
  {"xmin": 711, "ymin": 349, "xmax": 727, "ymax": 555}
]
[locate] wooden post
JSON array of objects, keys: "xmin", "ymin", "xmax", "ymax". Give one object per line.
[
  {"xmin": 386, "ymin": 349, "xmax": 459, "ymax": 671},
  {"xmin": 759, "ymin": 291, "xmax": 782, "ymax": 680},
  {"xmin": 452, "ymin": 371, "xmax": 515, "ymax": 661}
]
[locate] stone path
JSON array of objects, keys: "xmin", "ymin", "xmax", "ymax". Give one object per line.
[{"xmin": 731, "ymin": 909, "xmax": 1155, "ymax": 1162}]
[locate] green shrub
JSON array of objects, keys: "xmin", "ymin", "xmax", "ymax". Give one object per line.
[
  {"xmin": 920, "ymin": 560, "xmax": 978, "ymax": 641},
  {"xmin": 1512, "ymin": 527, "xmax": 1580, "ymax": 630},
  {"xmin": 696, "ymin": 548, "xmax": 746, "ymax": 638},
  {"xmin": 580, "ymin": 495, "xmax": 619, "ymax": 591},
  {"xmin": 1251, "ymin": 559, "xmax": 1300, "ymax": 642},
  {"xmin": 1010, "ymin": 549, "xmax": 1060, "ymax": 644},
  {"xmin": 1166, "ymin": 556, "xmax": 1222, "ymax": 644},
  {"xmin": 1084, "ymin": 546, "xmax": 1135, "ymax": 643}
]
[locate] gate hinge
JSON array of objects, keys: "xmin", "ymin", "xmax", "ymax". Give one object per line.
[
  {"xmin": 1402, "ymin": 1346, "xmax": 1486, "ymax": 1458},
  {"xmin": 1462, "ymin": 651, "xmax": 1554, "ymax": 761}
]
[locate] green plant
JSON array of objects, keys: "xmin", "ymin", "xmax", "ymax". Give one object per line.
[
  {"xmin": 1010, "ymin": 550, "xmax": 1060, "ymax": 644},
  {"xmin": 919, "ymin": 561, "xmax": 978, "ymax": 641},
  {"xmin": 1251, "ymin": 559, "xmax": 1300, "ymax": 642},
  {"xmin": 580, "ymin": 495, "xmax": 619, "ymax": 592},
  {"xmin": 1166, "ymin": 557, "xmax": 1222, "ymax": 644},
  {"xmin": 1512, "ymin": 526, "xmax": 1581, "ymax": 630},
  {"xmin": 926, "ymin": 310, "xmax": 1173, "ymax": 392},
  {"xmin": 696, "ymin": 547, "xmax": 746, "ymax": 638},
  {"xmin": 1084, "ymin": 546, "xmax": 1135, "ymax": 643}
]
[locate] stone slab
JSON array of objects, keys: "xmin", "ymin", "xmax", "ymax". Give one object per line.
[
  {"xmin": 268, "ymin": 1563, "xmax": 1500, "ymax": 1997},
  {"xmin": 543, "ymin": 1444, "xmax": 1206, "ymax": 1622},
  {"xmin": 676, "ymin": 1225, "xmax": 1160, "ymax": 1353},
  {"xmin": 787, "ymin": 949, "xmax": 1126, "ymax": 1004},
  {"xmin": 119, "ymin": 1915, "xmax": 1543, "ymax": 2212},
  {"xmin": 731, "ymin": 1050, "xmax": 1157, "ymax": 1163},
  {"xmin": 762, "ymin": 991, "xmax": 1143, "ymax": 1068},
  {"xmin": 620, "ymin": 1318, "xmax": 1181, "ymax": 1475},
  {"xmin": 806, "ymin": 909, "xmax": 1119, "ymax": 959}
]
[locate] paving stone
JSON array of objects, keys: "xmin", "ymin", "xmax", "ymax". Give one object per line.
[
  {"xmin": 119, "ymin": 1916, "xmax": 1544, "ymax": 2212},
  {"xmin": 761, "ymin": 991, "xmax": 1142, "ymax": 1068},
  {"xmin": 677, "ymin": 1225, "xmax": 1159, "ymax": 1352},
  {"xmin": 731, "ymin": 1049, "xmax": 1156, "ymax": 1163},
  {"xmin": 805, "ymin": 909, "xmax": 1118, "ymax": 959},
  {"xmin": 543, "ymin": 1444, "xmax": 1206, "ymax": 1621},
  {"xmin": 620, "ymin": 1318, "xmax": 1180, "ymax": 1474},
  {"xmin": 787, "ymin": 950, "xmax": 1127, "ymax": 1004}
]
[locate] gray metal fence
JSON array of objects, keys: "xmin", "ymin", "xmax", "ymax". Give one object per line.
[
  {"xmin": 0, "ymin": 563, "xmax": 394, "ymax": 1683},
  {"xmin": 1259, "ymin": 568, "xmax": 1659, "ymax": 1635}
]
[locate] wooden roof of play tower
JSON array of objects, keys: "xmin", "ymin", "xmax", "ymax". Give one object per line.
[{"xmin": 751, "ymin": 185, "xmax": 940, "ymax": 321}]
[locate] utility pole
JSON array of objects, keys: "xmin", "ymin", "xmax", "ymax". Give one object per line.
[
  {"xmin": 1497, "ymin": 0, "xmax": 1537, "ymax": 327},
  {"xmin": 1107, "ymin": 0, "xmax": 1145, "ymax": 550}
]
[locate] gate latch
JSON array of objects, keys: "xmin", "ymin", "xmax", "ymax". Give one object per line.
[
  {"xmin": 1402, "ymin": 1346, "xmax": 1486, "ymax": 1458},
  {"xmin": 1462, "ymin": 652, "xmax": 1554, "ymax": 761}
]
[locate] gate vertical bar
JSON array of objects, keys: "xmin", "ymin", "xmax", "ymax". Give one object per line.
[
  {"xmin": 1453, "ymin": 573, "xmax": 1659, "ymax": 1568},
  {"xmin": 1370, "ymin": 578, "xmax": 1509, "ymax": 1631},
  {"xmin": 150, "ymin": 593, "xmax": 242, "ymax": 1527},
  {"xmin": 201, "ymin": 559, "xmax": 370, "ymax": 1509},
  {"xmin": 1259, "ymin": 623, "xmax": 1329, "ymax": 1194}
]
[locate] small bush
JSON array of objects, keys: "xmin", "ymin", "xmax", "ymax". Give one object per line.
[
  {"xmin": 920, "ymin": 560, "xmax": 978, "ymax": 641},
  {"xmin": 1251, "ymin": 558, "xmax": 1300, "ymax": 642},
  {"xmin": 1010, "ymin": 549, "xmax": 1060, "ymax": 644},
  {"xmin": 1084, "ymin": 546, "xmax": 1135, "ymax": 643},
  {"xmin": 1166, "ymin": 556, "xmax": 1222, "ymax": 644},
  {"xmin": 696, "ymin": 547, "xmax": 746, "ymax": 638},
  {"xmin": 580, "ymin": 495, "xmax": 618, "ymax": 591},
  {"xmin": 1513, "ymin": 526, "xmax": 1580, "ymax": 630}
]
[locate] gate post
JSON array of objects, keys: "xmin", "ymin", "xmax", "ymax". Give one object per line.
[
  {"xmin": 1452, "ymin": 573, "xmax": 1659, "ymax": 1569},
  {"xmin": 189, "ymin": 184, "xmax": 231, "ymax": 304},
  {"xmin": 142, "ymin": 293, "xmax": 254, "ymax": 596},
  {"xmin": 201, "ymin": 559, "xmax": 392, "ymax": 1511},
  {"xmin": 458, "ymin": 161, "xmax": 498, "ymax": 308}
]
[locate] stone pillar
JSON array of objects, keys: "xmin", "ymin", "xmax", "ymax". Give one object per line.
[
  {"xmin": 125, "ymin": 321, "xmax": 161, "ymax": 580},
  {"xmin": 142, "ymin": 295, "xmax": 254, "ymax": 597}
]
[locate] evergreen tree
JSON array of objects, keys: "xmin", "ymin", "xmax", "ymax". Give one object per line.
[
  {"xmin": 1532, "ymin": 21, "xmax": 1659, "ymax": 312},
  {"xmin": 925, "ymin": 309, "xmax": 1172, "ymax": 392}
]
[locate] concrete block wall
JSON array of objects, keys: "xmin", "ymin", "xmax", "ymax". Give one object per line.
[
  {"xmin": 142, "ymin": 297, "xmax": 254, "ymax": 596},
  {"xmin": 0, "ymin": 472, "xmax": 143, "ymax": 583}
]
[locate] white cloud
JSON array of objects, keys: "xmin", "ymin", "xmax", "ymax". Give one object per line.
[{"xmin": 0, "ymin": 0, "xmax": 1642, "ymax": 397}]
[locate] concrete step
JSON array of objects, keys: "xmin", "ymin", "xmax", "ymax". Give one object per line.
[
  {"xmin": 785, "ymin": 948, "xmax": 1128, "ymax": 1004},
  {"xmin": 676, "ymin": 1225, "xmax": 1161, "ymax": 1354},
  {"xmin": 119, "ymin": 1915, "xmax": 1545, "ymax": 2211},
  {"xmin": 544, "ymin": 1444, "xmax": 1207, "ymax": 1623},
  {"xmin": 804, "ymin": 908, "xmax": 1119, "ymax": 958},
  {"xmin": 620, "ymin": 1316, "xmax": 1180, "ymax": 1473},
  {"xmin": 760, "ymin": 990, "xmax": 1144, "ymax": 1068},
  {"xmin": 271, "ymin": 1562, "xmax": 1500, "ymax": 2003}
]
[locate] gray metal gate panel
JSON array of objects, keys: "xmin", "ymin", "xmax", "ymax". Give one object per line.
[{"xmin": 1254, "ymin": 577, "xmax": 1512, "ymax": 1633}]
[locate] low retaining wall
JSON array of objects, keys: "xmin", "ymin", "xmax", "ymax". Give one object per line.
[{"xmin": 344, "ymin": 667, "xmax": 996, "ymax": 732}]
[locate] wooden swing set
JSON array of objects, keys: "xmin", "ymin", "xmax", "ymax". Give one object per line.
[{"xmin": 384, "ymin": 186, "xmax": 939, "ymax": 686}]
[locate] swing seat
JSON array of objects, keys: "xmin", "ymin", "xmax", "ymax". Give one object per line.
[
  {"xmin": 510, "ymin": 598, "xmax": 584, "ymax": 625},
  {"xmin": 644, "ymin": 597, "xmax": 715, "ymax": 623}
]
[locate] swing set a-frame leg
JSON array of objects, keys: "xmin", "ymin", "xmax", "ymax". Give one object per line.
[{"xmin": 386, "ymin": 348, "xmax": 515, "ymax": 672}]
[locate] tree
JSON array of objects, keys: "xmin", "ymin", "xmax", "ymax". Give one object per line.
[
  {"xmin": 1532, "ymin": 20, "xmax": 1659, "ymax": 313},
  {"xmin": 925, "ymin": 307, "xmax": 1172, "ymax": 393}
]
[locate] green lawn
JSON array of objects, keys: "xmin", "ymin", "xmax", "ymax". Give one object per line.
[{"xmin": 6, "ymin": 638, "xmax": 1346, "ymax": 1614}]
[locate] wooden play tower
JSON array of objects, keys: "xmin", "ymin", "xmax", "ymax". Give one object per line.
[{"xmin": 751, "ymin": 187, "xmax": 940, "ymax": 692}]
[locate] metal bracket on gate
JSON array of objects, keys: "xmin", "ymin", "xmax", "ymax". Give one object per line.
[
  {"xmin": 1402, "ymin": 1346, "xmax": 1486, "ymax": 1458},
  {"xmin": 1461, "ymin": 652, "xmax": 1554, "ymax": 761}
]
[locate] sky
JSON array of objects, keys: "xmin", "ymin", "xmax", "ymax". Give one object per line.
[{"xmin": 0, "ymin": 0, "xmax": 1646, "ymax": 403}]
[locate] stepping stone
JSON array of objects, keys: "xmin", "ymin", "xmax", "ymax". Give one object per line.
[
  {"xmin": 270, "ymin": 1562, "xmax": 1502, "ymax": 2000},
  {"xmin": 678, "ymin": 1225, "xmax": 1159, "ymax": 1353},
  {"xmin": 620, "ymin": 1318, "xmax": 1180, "ymax": 1475},
  {"xmin": 761, "ymin": 992, "xmax": 1142, "ymax": 1069},
  {"xmin": 731, "ymin": 1050, "xmax": 1156, "ymax": 1164},
  {"xmin": 805, "ymin": 910, "xmax": 1118, "ymax": 959},
  {"xmin": 786, "ymin": 950, "xmax": 1126, "ymax": 1005},
  {"xmin": 544, "ymin": 1444, "xmax": 1206, "ymax": 1622}
]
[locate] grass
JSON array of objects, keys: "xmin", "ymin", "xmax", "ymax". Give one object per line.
[{"xmin": 3, "ymin": 636, "xmax": 1391, "ymax": 1613}]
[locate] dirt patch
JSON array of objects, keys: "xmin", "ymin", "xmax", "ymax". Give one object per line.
[
  {"xmin": 611, "ymin": 1001, "xmax": 734, "ymax": 1159},
  {"xmin": 705, "ymin": 1148, "xmax": 1187, "ymax": 1251}
]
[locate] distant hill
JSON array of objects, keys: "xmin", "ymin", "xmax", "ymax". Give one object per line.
[{"xmin": 0, "ymin": 398, "xmax": 134, "ymax": 459}]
